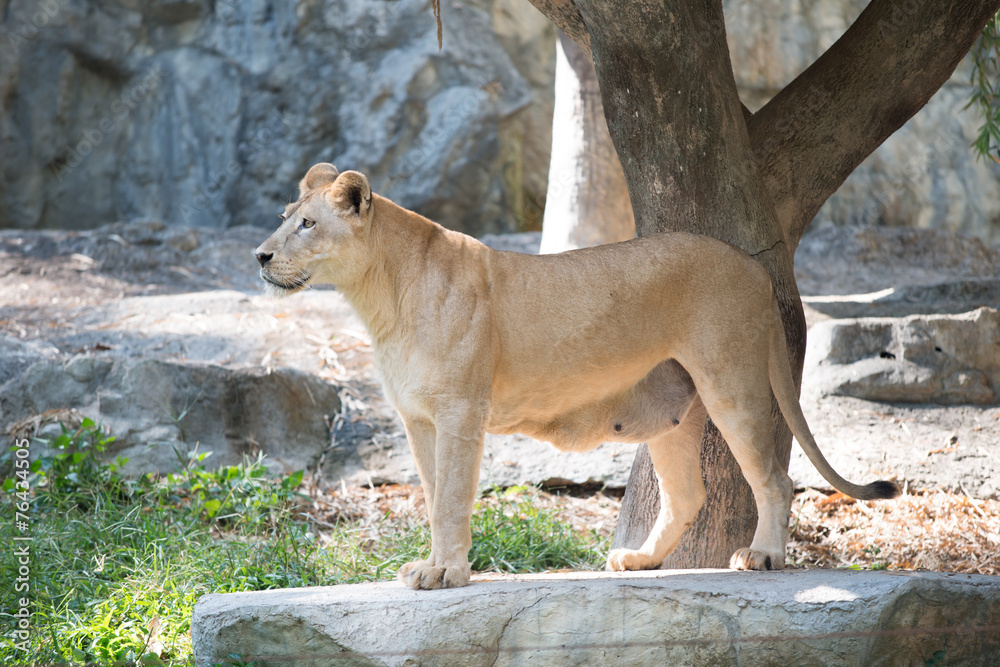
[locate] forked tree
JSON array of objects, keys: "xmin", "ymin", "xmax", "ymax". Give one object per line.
[{"xmin": 528, "ymin": 0, "xmax": 1000, "ymax": 567}]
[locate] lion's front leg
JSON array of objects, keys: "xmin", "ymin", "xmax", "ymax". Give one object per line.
[
  {"xmin": 398, "ymin": 407, "xmax": 485, "ymax": 590},
  {"xmin": 396, "ymin": 416, "xmax": 441, "ymax": 587},
  {"xmin": 607, "ymin": 398, "xmax": 708, "ymax": 571},
  {"xmin": 402, "ymin": 417, "xmax": 437, "ymax": 521}
]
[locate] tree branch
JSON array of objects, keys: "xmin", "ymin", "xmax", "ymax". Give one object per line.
[{"xmin": 750, "ymin": 0, "xmax": 1000, "ymax": 249}]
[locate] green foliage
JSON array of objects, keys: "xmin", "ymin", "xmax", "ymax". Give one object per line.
[
  {"xmin": 0, "ymin": 422, "xmax": 315, "ymax": 665},
  {"xmin": 3, "ymin": 418, "xmax": 129, "ymax": 504},
  {"xmin": 0, "ymin": 420, "xmax": 606, "ymax": 665},
  {"xmin": 968, "ymin": 12, "xmax": 1000, "ymax": 163},
  {"xmin": 863, "ymin": 545, "xmax": 888, "ymax": 571},
  {"xmin": 145, "ymin": 450, "xmax": 306, "ymax": 528},
  {"xmin": 470, "ymin": 486, "xmax": 608, "ymax": 573}
]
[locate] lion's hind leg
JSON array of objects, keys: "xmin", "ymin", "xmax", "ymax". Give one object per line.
[
  {"xmin": 697, "ymin": 375, "xmax": 794, "ymax": 571},
  {"xmin": 606, "ymin": 397, "xmax": 708, "ymax": 571}
]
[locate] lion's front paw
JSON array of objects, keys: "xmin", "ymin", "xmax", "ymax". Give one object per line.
[
  {"xmin": 398, "ymin": 559, "xmax": 471, "ymax": 590},
  {"xmin": 605, "ymin": 548, "xmax": 661, "ymax": 572},
  {"xmin": 729, "ymin": 548, "xmax": 783, "ymax": 571}
]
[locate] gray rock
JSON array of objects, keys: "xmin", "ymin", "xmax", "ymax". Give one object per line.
[
  {"xmin": 0, "ymin": 0, "xmax": 554, "ymax": 237},
  {"xmin": 795, "ymin": 226, "xmax": 1000, "ymax": 324},
  {"xmin": 816, "ymin": 82, "xmax": 1000, "ymax": 242},
  {"xmin": 801, "ymin": 279, "xmax": 1000, "ymax": 320},
  {"xmin": 805, "ymin": 307, "xmax": 1000, "ymax": 405},
  {"xmin": 795, "ymin": 225, "xmax": 1000, "ymax": 299},
  {"xmin": 7, "ymin": 0, "xmax": 996, "ymax": 246},
  {"xmin": 1, "ymin": 356, "xmax": 340, "ymax": 476},
  {"xmin": 192, "ymin": 569, "xmax": 1000, "ymax": 667},
  {"xmin": 789, "ymin": 227, "xmax": 1000, "ymax": 494},
  {"xmin": 0, "ymin": 334, "xmax": 59, "ymax": 386}
]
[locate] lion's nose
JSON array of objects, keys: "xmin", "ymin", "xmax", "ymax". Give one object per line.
[{"xmin": 256, "ymin": 251, "xmax": 273, "ymax": 267}]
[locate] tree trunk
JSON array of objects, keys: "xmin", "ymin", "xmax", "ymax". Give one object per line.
[
  {"xmin": 526, "ymin": 0, "xmax": 1000, "ymax": 568},
  {"xmin": 539, "ymin": 30, "xmax": 634, "ymax": 253}
]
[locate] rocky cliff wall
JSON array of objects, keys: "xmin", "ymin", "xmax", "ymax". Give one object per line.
[{"xmin": 0, "ymin": 0, "xmax": 554, "ymax": 236}]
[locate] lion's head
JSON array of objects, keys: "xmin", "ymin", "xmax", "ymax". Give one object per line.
[{"xmin": 255, "ymin": 163, "xmax": 373, "ymax": 296}]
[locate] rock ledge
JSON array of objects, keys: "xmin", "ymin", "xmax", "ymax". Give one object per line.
[{"xmin": 192, "ymin": 569, "xmax": 1000, "ymax": 666}]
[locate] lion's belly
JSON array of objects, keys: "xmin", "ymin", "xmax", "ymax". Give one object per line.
[{"xmin": 487, "ymin": 357, "xmax": 695, "ymax": 452}]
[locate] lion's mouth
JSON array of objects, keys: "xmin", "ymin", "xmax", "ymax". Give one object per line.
[{"xmin": 260, "ymin": 271, "xmax": 310, "ymax": 293}]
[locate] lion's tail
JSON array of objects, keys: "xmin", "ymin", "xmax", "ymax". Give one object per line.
[{"xmin": 768, "ymin": 301, "xmax": 900, "ymax": 501}]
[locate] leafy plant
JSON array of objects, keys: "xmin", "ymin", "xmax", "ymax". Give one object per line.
[
  {"xmin": 968, "ymin": 12, "xmax": 1000, "ymax": 163},
  {"xmin": 469, "ymin": 485, "xmax": 607, "ymax": 573},
  {"xmin": 0, "ymin": 421, "xmax": 316, "ymax": 664},
  {"xmin": 863, "ymin": 544, "xmax": 888, "ymax": 571},
  {"xmin": 2, "ymin": 417, "xmax": 131, "ymax": 506},
  {"xmin": 144, "ymin": 450, "xmax": 306, "ymax": 529}
]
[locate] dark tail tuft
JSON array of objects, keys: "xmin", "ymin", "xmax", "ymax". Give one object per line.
[{"xmin": 865, "ymin": 480, "xmax": 902, "ymax": 500}]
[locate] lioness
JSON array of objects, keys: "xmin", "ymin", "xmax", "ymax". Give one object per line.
[{"xmin": 256, "ymin": 163, "xmax": 899, "ymax": 590}]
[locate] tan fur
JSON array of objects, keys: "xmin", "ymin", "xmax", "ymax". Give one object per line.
[{"xmin": 256, "ymin": 164, "xmax": 899, "ymax": 589}]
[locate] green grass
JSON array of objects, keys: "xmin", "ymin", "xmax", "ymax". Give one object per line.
[
  {"xmin": 0, "ymin": 420, "xmax": 607, "ymax": 665},
  {"xmin": 470, "ymin": 485, "xmax": 607, "ymax": 573}
]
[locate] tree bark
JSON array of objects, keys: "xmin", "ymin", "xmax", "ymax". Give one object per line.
[
  {"xmin": 524, "ymin": 0, "xmax": 592, "ymax": 59},
  {"xmin": 525, "ymin": 0, "xmax": 1000, "ymax": 568},
  {"xmin": 540, "ymin": 30, "xmax": 634, "ymax": 253}
]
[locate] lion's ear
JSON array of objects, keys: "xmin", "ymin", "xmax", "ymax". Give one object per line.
[
  {"xmin": 299, "ymin": 163, "xmax": 340, "ymax": 198},
  {"xmin": 337, "ymin": 171, "xmax": 372, "ymax": 217}
]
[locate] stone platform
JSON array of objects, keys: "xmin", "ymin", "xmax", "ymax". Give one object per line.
[{"xmin": 192, "ymin": 569, "xmax": 1000, "ymax": 666}]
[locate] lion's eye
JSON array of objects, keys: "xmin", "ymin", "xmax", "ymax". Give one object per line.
[{"xmin": 302, "ymin": 219, "xmax": 315, "ymax": 229}]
